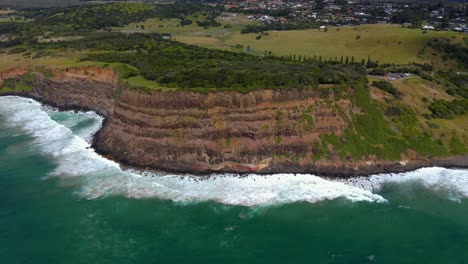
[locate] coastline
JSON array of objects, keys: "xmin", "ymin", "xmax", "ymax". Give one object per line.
[
  {"xmin": 0, "ymin": 67, "xmax": 467, "ymax": 178},
  {"xmin": 1, "ymin": 93, "xmax": 467, "ymax": 178}
]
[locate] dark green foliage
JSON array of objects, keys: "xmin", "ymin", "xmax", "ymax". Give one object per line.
[
  {"xmin": 385, "ymin": 106, "xmax": 403, "ymax": 116},
  {"xmin": 449, "ymin": 134, "xmax": 468, "ymax": 155},
  {"xmin": 52, "ymin": 33, "xmax": 368, "ymax": 91},
  {"xmin": 39, "ymin": 33, "xmax": 166, "ymax": 51},
  {"xmin": 180, "ymin": 19, "xmax": 193, "ymax": 26},
  {"xmin": 436, "ymin": 71, "xmax": 468, "ymax": 98},
  {"xmin": 196, "ymin": 19, "xmax": 221, "ymax": 28},
  {"xmin": 390, "ymin": 6, "xmax": 428, "ymax": 26},
  {"xmin": 372, "ymin": 80, "xmax": 402, "ymax": 99},
  {"xmin": 0, "ymin": 3, "xmax": 222, "ymax": 47},
  {"xmin": 241, "ymin": 22, "xmax": 320, "ymax": 34},
  {"xmin": 369, "ymin": 67, "xmax": 385, "ymax": 75},
  {"xmin": 41, "ymin": 3, "xmax": 157, "ymax": 29},
  {"xmin": 15, "ymin": 3, "xmax": 220, "ymax": 30},
  {"xmin": 0, "ymin": 71, "xmax": 36, "ymax": 92},
  {"xmin": 428, "ymin": 99, "xmax": 468, "ymax": 119},
  {"xmin": 428, "ymin": 38, "xmax": 468, "ymax": 68}
]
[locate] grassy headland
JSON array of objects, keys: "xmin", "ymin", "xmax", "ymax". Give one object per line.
[{"xmin": 0, "ymin": 2, "xmax": 466, "ymax": 163}]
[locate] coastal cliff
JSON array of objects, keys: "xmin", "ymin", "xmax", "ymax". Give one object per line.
[{"xmin": 0, "ymin": 67, "xmax": 466, "ymax": 176}]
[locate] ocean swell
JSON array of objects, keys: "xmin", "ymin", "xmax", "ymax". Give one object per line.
[{"xmin": 0, "ymin": 96, "xmax": 467, "ymax": 206}]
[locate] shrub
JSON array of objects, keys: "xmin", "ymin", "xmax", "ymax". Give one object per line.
[
  {"xmin": 428, "ymin": 99, "xmax": 468, "ymax": 119},
  {"xmin": 372, "ymin": 80, "xmax": 402, "ymax": 99},
  {"xmin": 369, "ymin": 67, "xmax": 386, "ymax": 75},
  {"xmin": 8, "ymin": 47, "xmax": 27, "ymax": 54}
]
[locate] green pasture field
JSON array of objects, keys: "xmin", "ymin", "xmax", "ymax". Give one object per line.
[{"xmin": 169, "ymin": 23, "xmax": 464, "ymax": 65}]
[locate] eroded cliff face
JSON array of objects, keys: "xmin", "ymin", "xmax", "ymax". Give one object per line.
[
  {"xmin": 96, "ymin": 87, "xmax": 351, "ymax": 173},
  {"xmin": 1, "ymin": 67, "xmax": 466, "ymax": 176},
  {"xmin": 0, "ymin": 67, "xmax": 118, "ymax": 116}
]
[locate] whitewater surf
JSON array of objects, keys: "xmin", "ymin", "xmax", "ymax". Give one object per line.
[{"xmin": 0, "ymin": 95, "xmax": 467, "ymax": 206}]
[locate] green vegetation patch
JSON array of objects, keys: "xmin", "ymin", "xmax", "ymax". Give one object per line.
[
  {"xmin": 427, "ymin": 38, "xmax": 468, "ymax": 68},
  {"xmin": 0, "ymin": 71, "xmax": 37, "ymax": 93},
  {"xmin": 61, "ymin": 33, "xmax": 367, "ymax": 92},
  {"xmin": 449, "ymin": 133, "xmax": 468, "ymax": 155},
  {"xmin": 372, "ymin": 80, "xmax": 402, "ymax": 99},
  {"xmin": 428, "ymin": 99, "xmax": 468, "ymax": 119},
  {"xmin": 318, "ymin": 84, "xmax": 407, "ymax": 161}
]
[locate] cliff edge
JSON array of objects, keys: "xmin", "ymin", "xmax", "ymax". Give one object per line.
[{"xmin": 1, "ymin": 67, "xmax": 466, "ymax": 177}]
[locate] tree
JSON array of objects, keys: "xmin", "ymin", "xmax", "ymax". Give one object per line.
[
  {"xmin": 345, "ymin": 56, "xmax": 349, "ymax": 64},
  {"xmin": 315, "ymin": 0, "xmax": 325, "ymax": 11},
  {"xmin": 334, "ymin": 0, "xmax": 347, "ymax": 5},
  {"xmin": 180, "ymin": 19, "xmax": 193, "ymax": 26}
]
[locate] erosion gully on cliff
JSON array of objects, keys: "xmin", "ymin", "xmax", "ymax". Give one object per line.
[{"xmin": 0, "ymin": 67, "xmax": 466, "ymax": 177}]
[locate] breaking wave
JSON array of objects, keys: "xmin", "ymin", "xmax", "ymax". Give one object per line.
[
  {"xmin": 0, "ymin": 96, "xmax": 467, "ymax": 206},
  {"xmin": 343, "ymin": 167, "xmax": 468, "ymax": 203}
]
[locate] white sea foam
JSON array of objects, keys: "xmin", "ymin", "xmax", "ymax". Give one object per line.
[
  {"xmin": 1, "ymin": 96, "xmax": 467, "ymax": 206},
  {"xmin": 43, "ymin": 106, "xmax": 104, "ymax": 143},
  {"xmin": 343, "ymin": 167, "xmax": 468, "ymax": 202},
  {"xmin": 80, "ymin": 172, "xmax": 388, "ymax": 205},
  {"xmin": 0, "ymin": 96, "xmax": 119, "ymax": 178}
]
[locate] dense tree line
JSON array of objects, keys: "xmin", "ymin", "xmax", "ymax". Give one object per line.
[
  {"xmin": 196, "ymin": 18, "xmax": 221, "ymax": 28},
  {"xmin": 2, "ymin": 2, "xmax": 221, "ymax": 37},
  {"xmin": 427, "ymin": 38, "xmax": 468, "ymax": 69},
  {"xmin": 16, "ymin": 3, "xmax": 222, "ymax": 30},
  {"xmin": 0, "ymin": 3, "xmax": 222, "ymax": 47},
  {"xmin": 36, "ymin": 33, "xmax": 367, "ymax": 91},
  {"xmin": 227, "ymin": 7, "xmax": 293, "ymax": 17},
  {"xmin": 437, "ymin": 71, "xmax": 468, "ymax": 98},
  {"xmin": 372, "ymin": 80, "xmax": 402, "ymax": 99},
  {"xmin": 241, "ymin": 22, "xmax": 320, "ymax": 34},
  {"xmin": 390, "ymin": 5, "xmax": 429, "ymax": 27}
]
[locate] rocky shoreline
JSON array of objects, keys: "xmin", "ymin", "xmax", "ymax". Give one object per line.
[{"xmin": 1, "ymin": 67, "xmax": 467, "ymax": 178}]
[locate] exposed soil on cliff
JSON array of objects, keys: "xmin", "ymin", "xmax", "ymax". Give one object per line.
[{"xmin": 1, "ymin": 67, "xmax": 467, "ymax": 177}]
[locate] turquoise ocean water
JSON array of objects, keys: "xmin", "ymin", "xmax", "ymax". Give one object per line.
[{"xmin": 1, "ymin": 96, "xmax": 468, "ymax": 264}]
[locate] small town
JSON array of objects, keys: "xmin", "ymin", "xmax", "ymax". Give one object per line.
[{"xmin": 217, "ymin": 0, "xmax": 467, "ymax": 32}]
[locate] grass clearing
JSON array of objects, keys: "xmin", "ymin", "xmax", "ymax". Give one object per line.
[
  {"xmin": 224, "ymin": 25, "xmax": 461, "ymax": 64},
  {"xmin": 170, "ymin": 24, "xmax": 462, "ymax": 64},
  {"xmin": 391, "ymin": 77, "xmax": 455, "ymax": 115},
  {"xmin": 126, "ymin": 75, "xmax": 158, "ymax": 89},
  {"xmin": 116, "ymin": 19, "xmax": 463, "ymax": 65},
  {"xmin": 173, "ymin": 35, "xmax": 229, "ymax": 50},
  {"xmin": 431, "ymin": 116, "xmax": 468, "ymax": 146},
  {"xmin": 0, "ymin": 10, "xmax": 14, "ymax": 15},
  {"xmin": 0, "ymin": 48, "xmax": 112, "ymax": 72}
]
